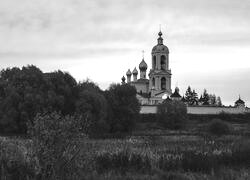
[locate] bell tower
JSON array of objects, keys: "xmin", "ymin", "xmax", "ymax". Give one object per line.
[{"xmin": 149, "ymin": 31, "xmax": 172, "ymax": 97}]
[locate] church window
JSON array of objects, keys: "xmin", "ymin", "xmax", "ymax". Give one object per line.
[
  {"xmin": 161, "ymin": 77, "xmax": 166, "ymax": 90},
  {"xmin": 153, "ymin": 56, "xmax": 156, "ymax": 69},
  {"xmin": 160, "ymin": 55, "xmax": 166, "ymax": 70},
  {"xmin": 152, "ymin": 78, "xmax": 155, "ymax": 87}
]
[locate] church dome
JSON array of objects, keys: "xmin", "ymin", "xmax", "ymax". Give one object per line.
[
  {"xmin": 152, "ymin": 31, "xmax": 169, "ymax": 54},
  {"xmin": 152, "ymin": 44, "xmax": 169, "ymax": 54},
  {"xmin": 132, "ymin": 67, "xmax": 138, "ymax": 75},
  {"xmin": 139, "ymin": 59, "xmax": 148, "ymax": 71},
  {"xmin": 126, "ymin": 69, "xmax": 132, "ymax": 76},
  {"xmin": 235, "ymin": 97, "xmax": 245, "ymax": 104},
  {"xmin": 121, "ymin": 76, "xmax": 126, "ymax": 83}
]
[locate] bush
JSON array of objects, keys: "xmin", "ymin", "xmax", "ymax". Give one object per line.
[
  {"xmin": 207, "ymin": 119, "xmax": 231, "ymax": 136},
  {"xmin": 0, "ymin": 138, "xmax": 38, "ymax": 179},
  {"xmin": 28, "ymin": 112, "xmax": 86, "ymax": 179},
  {"xmin": 157, "ymin": 100, "xmax": 187, "ymax": 129}
]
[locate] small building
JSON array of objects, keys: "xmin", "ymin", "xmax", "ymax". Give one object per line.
[{"xmin": 235, "ymin": 96, "xmax": 245, "ymax": 108}]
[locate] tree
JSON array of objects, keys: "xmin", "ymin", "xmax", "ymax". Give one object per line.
[
  {"xmin": 202, "ymin": 89, "xmax": 210, "ymax": 105},
  {"xmin": 185, "ymin": 86, "xmax": 192, "ymax": 105},
  {"xmin": 75, "ymin": 90, "xmax": 109, "ymax": 135},
  {"xmin": 217, "ymin": 96, "xmax": 222, "ymax": 106},
  {"xmin": 209, "ymin": 94, "xmax": 216, "ymax": 105},
  {"xmin": 0, "ymin": 65, "xmax": 46, "ymax": 133},
  {"xmin": 75, "ymin": 80, "xmax": 109, "ymax": 136},
  {"xmin": 157, "ymin": 100, "xmax": 187, "ymax": 129},
  {"xmin": 0, "ymin": 66, "xmax": 78, "ymax": 134},
  {"xmin": 104, "ymin": 84, "xmax": 140, "ymax": 133},
  {"xmin": 44, "ymin": 71, "xmax": 77, "ymax": 115},
  {"xmin": 191, "ymin": 89, "xmax": 198, "ymax": 105}
]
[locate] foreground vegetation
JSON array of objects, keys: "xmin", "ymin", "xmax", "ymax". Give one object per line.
[{"xmin": 1, "ymin": 126, "xmax": 250, "ymax": 179}]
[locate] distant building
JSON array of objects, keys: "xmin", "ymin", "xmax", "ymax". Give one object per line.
[
  {"xmin": 235, "ymin": 96, "xmax": 245, "ymax": 107},
  {"xmin": 121, "ymin": 31, "xmax": 249, "ymax": 114},
  {"xmin": 123, "ymin": 31, "xmax": 172, "ymax": 105}
]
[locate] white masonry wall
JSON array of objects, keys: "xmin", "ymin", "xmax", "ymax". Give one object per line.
[{"xmin": 140, "ymin": 105, "xmax": 248, "ymax": 114}]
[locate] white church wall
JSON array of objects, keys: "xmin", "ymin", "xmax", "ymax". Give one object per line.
[
  {"xmin": 140, "ymin": 105, "xmax": 248, "ymax": 114},
  {"xmin": 140, "ymin": 105, "xmax": 158, "ymax": 114},
  {"xmin": 133, "ymin": 83, "xmax": 148, "ymax": 94},
  {"xmin": 187, "ymin": 106, "xmax": 246, "ymax": 114}
]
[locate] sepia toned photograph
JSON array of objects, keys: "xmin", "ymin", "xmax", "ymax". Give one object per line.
[{"xmin": 0, "ymin": 0, "xmax": 250, "ymax": 179}]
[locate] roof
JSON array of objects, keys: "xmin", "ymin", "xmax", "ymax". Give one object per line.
[
  {"xmin": 139, "ymin": 59, "xmax": 148, "ymax": 71},
  {"xmin": 170, "ymin": 87, "xmax": 181, "ymax": 98},
  {"xmin": 126, "ymin": 69, "xmax": 132, "ymax": 76},
  {"xmin": 132, "ymin": 67, "xmax": 138, "ymax": 75},
  {"xmin": 152, "ymin": 31, "xmax": 169, "ymax": 53},
  {"xmin": 136, "ymin": 78, "xmax": 149, "ymax": 83},
  {"xmin": 235, "ymin": 98, "xmax": 245, "ymax": 104},
  {"xmin": 137, "ymin": 92, "xmax": 151, "ymax": 98},
  {"xmin": 152, "ymin": 44, "xmax": 169, "ymax": 54}
]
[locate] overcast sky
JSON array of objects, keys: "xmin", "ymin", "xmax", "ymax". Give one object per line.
[{"xmin": 0, "ymin": 0, "xmax": 250, "ymax": 106}]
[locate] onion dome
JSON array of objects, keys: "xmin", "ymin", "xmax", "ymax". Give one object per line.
[
  {"xmin": 170, "ymin": 87, "xmax": 181, "ymax": 98},
  {"xmin": 152, "ymin": 31, "xmax": 169, "ymax": 54},
  {"xmin": 139, "ymin": 58, "xmax": 148, "ymax": 71},
  {"xmin": 132, "ymin": 67, "xmax": 138, "ymax": 75},
  {"xmin": 126, "ymin": 69, "xmax": 132, "ymax": 76},
  {"xmin": 121, "ymin": 76, "xmax": 126, "ymax": 83},
  {"xmin": 235, "ymin": 96, "xmax": 245, "ymax": 104}
]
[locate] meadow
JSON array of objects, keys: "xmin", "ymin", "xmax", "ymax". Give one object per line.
[{"xmin": 1, "ymin": 118, "xmax": 250, "ymax": 180}]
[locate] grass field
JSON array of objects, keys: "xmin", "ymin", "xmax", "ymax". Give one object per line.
[{"xmin": 1, "ymin": 119, "xmax": 250, "ymax": 180}]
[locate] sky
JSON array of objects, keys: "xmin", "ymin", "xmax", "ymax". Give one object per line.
[{"xmin": 0, "ymin": 0, "xmax": 250, "ymax": 106}]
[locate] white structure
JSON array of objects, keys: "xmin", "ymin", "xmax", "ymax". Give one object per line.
[
  {"xmin": 122, "ymin": 31, "xmax": 249, "ymax": 115},
  {"xmin": 123, "ymin": 31, "xmax": 172, "ymax": 105},
  {"xmin": 140, "ymin": 97, "xmax": 250, "ymax": 114}
]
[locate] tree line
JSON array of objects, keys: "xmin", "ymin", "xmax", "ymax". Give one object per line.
[
  {"xmin": 0, "ymin": 65, "xmax": 140, "ymax": 135},
  {"xmin": 183, "ymin": 86, "xmax": 222, "ymax": 106}
]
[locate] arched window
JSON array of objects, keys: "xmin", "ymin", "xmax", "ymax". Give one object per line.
[
  {"xmin": 161, "ymin": 77, "xmax": 166, "ymax": 90},
  {"xmin": 153, "ymin": 56, "xmax": 156, "ymax": 69},
  {"xmin": 160, "ymin": 55, "xmax": 166, "ymax": 70},
  {"xmin": 152, "ymin": 78, "xmax": 155, "ymax": 87}
]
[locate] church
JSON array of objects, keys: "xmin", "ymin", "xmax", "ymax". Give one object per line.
[
  {"xmin": 121, "ymin": 31, "xmax": 249, "ymax": 114},
  {"xmin": 122, "ymin": 31, "xmax": 181, "ymax": 105}
]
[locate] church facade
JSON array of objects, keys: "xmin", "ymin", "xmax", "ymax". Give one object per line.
[{"xmin": 122, "ymin": 31, "xmax": 178, "ymax": 105}]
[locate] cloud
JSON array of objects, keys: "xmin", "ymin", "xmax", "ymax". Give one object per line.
[{"xmin": 0, "ymin": 0, "xmax": 249, "ymax": 105}]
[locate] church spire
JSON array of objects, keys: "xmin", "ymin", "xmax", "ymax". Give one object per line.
[{"xmin": 157, "ymin": 31, "xmax": 163, "ymax": 45}]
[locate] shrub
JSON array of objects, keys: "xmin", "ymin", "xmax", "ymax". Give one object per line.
[
  {"xmin": 28, "ymin": 112, "xmax": 86, "ymax": 179},
  {"xmin": 157, "ymin": 100, "xmax": 187, "ymax": 129},
  {"xmin": 0, "ymin": 138, "xmax": 38, "ymax": 179},
  {"xmin": 207, "ymin": 119, "xmax": 231, "ymax": 136}
]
